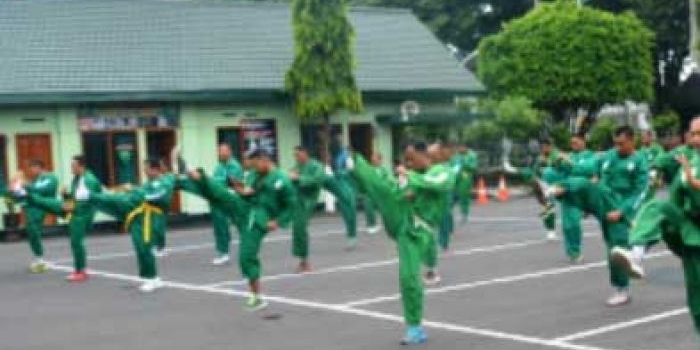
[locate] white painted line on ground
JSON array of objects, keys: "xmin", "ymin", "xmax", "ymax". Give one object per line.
[
  {"xmin": 342, "ymin": 251, "xmax": 672, "ymax": 307},
  {"xmin": 206, "ymin": 233, "xmax": 598, "ymax": 288},
  {"xmin": 45, "ymin": 262, "xmax": 615, "ymax": 350},
  {"xmin": 553, "ymin": 307, "xmax": 689, "ymax": 342}
]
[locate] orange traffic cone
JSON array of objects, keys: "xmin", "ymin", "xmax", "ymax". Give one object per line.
[
  {"xmin": 497, "ymin": 174, "xmax": 510, "ymax": 202},
  {"xmin": 476, "ymin": 176, "xmax": 489, "ymax": 204}
]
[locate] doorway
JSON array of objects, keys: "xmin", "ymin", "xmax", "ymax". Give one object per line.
[{"xmin": 146, "ymin": 129, "xmax": 180, "ymax": 213}]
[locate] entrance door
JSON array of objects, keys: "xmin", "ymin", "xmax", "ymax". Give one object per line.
[
  {"xmin": 16, "ymin": 133, "xmax": 55, "ymax": 225},
  {"xmin": 349, "ymin": 123, "xmax": 373, "ymax": 159},
  {"xmin": 146, "ymin": 130, "xmax": 180, "ymax": 213},
  {"xmin": 217, "ymin": 127, "xmax": 243, "ymax": 160}
]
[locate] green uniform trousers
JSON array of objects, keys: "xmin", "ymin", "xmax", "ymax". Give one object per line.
[
  {"xmin": 177, "ymin": 176, "xmax": 231, "ymax": 255},
  {"xmin": 292, "ymin": 197, "xmax": 315, "ymax": 259},
  {"xmin": 561, "ymin": 202, "xmax": 583, "ymax": 258},
  {"xmin": 438, "ymin": 205, "xmax": 454, "ymax": 251},
  {"xmin": 24, "ymin": 206, "xmax": 46, "ymax": 257},
  {"xmin": 363, "ymin": 193, "xmax": 378, "ymax": 227},
  {"xmin": 325, "ymin": 175, "xmax": 357, "ymax": 238},
  {"xmin": 456, "ymin": 177, "xmax": 474, "ymax": 218}
]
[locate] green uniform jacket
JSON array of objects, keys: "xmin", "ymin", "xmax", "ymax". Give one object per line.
[
  {"xmin": 597, "ymin": 150, "xmax": 649, "ymax": 220},
  {"xmin": 69, "ymin": 171, "xmax": 103, "ymax": 214},
  {"xmin": 246, "ymin": 169, "xmax": 296, "ymax": 231},
  {"xmin": 406, "ymin": 163, "xmax": 454, "ymax": 229},
  {"xmin": 671, "ymin": 150, "xmax": 700, "ymax": 246},
  {"xmin": 25, "ymin": 172, "xmax": 59, "ymax": 201},
  {"xmin": 558, "ymin": 150, "xmax": 597, "ymax": 178},
  {"xmin": 292, "ymin": 158, "xmax": 325, "ymax": 201},
  {"xmin": 639, "ymin": 143, "xmax": 665, "ymax": 166},
  {"xmin": 213, "ymin": 158, "xmax": 243, "ymax": 185}
]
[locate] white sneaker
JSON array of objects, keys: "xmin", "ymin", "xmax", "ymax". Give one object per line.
[
  {"xmin": 366, "ymin": 226, "xmax": 381, "ymax": 235},
  {"xmin": 546, "ymin": 231, "xmax": 557, "ymax": 241},
  {"xmin": 153, "ymin": 248, "xmax": 168, "ymax": 258},
  {"xmin": 345, "ymin": 238, "xmax": 357, "ymax": 251},
  {"xmin": 423, "ymin": 271, "xmax": 442, "ymax": 286},
  {"xmin": 212, "ymin": 254, "xmax": 231, "ymax": 266},
  {"xmin": 605, "ymin": 289, "xmax": 631, "ymax": 307},
  {"xmin": 610, "ymin": 247, "xmax": 645, "ymax": 279},
  {"xmin": 139, "ymin": 277, "xmax": 164, "ymax": 293}
]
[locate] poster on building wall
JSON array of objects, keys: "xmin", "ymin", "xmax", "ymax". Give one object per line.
[
  {"xmin": 240, "ymin": 119, "xmax": 277, "ymax": 161},
  {"xmin": 77, "ymin": 105, "xmax": 179, "ymax": 131}
]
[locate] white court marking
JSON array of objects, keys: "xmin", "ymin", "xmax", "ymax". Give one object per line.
[
  {"xmin": 46, "ymin": 262, "xmax": 616, "ymax": 350},
  {"xmin": 206, "ymin": 233, "xmax": 598, "ymax": 288},
  {"xmin": 553, "ymin": 308, "xmax": 689, "ymax": 342},
  {"xmin": 343, "ymin": 251, "xmax": 672, "ymax": 307}
]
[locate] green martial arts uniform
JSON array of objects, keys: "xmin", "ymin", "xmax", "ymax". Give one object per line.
[
  {"xmin": 627, "ymin": 148, "xmax": 700, "ymax": 333},
  {"xmin": 291, "ymin": 158, "xmax": 325, "ymax": 259},
  {"xmin": 639, "ymin": 143, "xmax": 665, "ymax": 201},
  {"xmin": 437, "ymin": 161, "xmax": 458, "ymax": 251},
  {"xmin": 362, "ymin": 165, "xmax": 391, "ymax": 228},
  {"xmin": 89, "ymin": 175, "xmax": 174, "ymax": 278},
  {"xmin": 596, "ymin": 149, "xmax": 649, "ymax": 288},
  {"xmin": 556, "ymin": 149, "xmax": 598, "ymax": 259},
  {"xmin": 350, "ymin": 155, "xmax": 450, "ymax": 327},
  {"xmin": 455, "ymin": 150, "xmax": 478, "ymax": 219},
  {"xmin": 153, "ymin": 172, "xmax": 176, "ymax": 251},
  {"xmin": 323, "ymin": 172, "xmax": 357, "ymax": 239},
  {"xmin": 211, "ymin": 158, "xmax": 243, "ymax": 256},
  {"xmin": 519, "ymin": 148, "xmax": 561, "ymax": 231},
  {"xmin": 67, "ymin": 171, "xmax": 102, "ymax": 272},
  {"xmin": 22, "ymin": 172, "xmax": 58, "ymax": 258},
  {"xmin": 190, "ymin": 168, "xmax": 295, "ymax": 281}
]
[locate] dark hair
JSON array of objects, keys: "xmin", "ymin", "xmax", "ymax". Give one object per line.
[
  {"xmin": 539, "ymin": 138, "xmax": 553, "ymax": 145},
  {"xmin": 614, "ymin": 125, "xmax": 635, "ymax": 139},
  {"xmin": 249, "ymin": 149, "xmax": 271, "ymax": 159},
  {"xmin": 571, "ymin": 132, "xmax": 586, "ymax": 140},
  {"xmin": 28, "ymin": 159, "xmax": 45, "ymax": 168},
  {"xmin": 72, "ymin": 155, "xmax": 86, "ymax": 167},
  {"xmin": 144, "ymin": 158, "xmax": 161, "ymax": 169},
  {"xmin": 294, "ymin": 145, "xmax": 308, "ymax": 153},
  {"xmin": 404, "ymin": 140, "xmax": 428, "ymax": 153}
]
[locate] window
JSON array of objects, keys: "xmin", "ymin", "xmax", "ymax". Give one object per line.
[
  {"xmin": 299, "ymin": 124, "xmax": 342, "ymax": 160},
  {"xmin": 240, "ymin": 119, "xmax": 278, "ymax": 162},
  {"xmin": 82, "ymin": 131, "xmax": 139, "ymax": 187},
  {"xmin": 217, "ymin": 127, "xmax": 243, "ymax": 161},
  {"xmin": 0, "ymin": 135, "xmax": 7, "ymax": 190}
]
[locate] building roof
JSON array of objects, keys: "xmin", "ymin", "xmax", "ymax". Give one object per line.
[{"xmin": 0, "ymin": 0, "xmax": 483, "ymax": 104}]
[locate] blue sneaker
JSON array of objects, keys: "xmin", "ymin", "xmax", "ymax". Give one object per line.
[{"xmin": 400, "ymin": 326, "xmax": 428, "ymax": 345}]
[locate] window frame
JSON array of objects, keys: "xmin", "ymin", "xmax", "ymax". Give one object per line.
[{"xmin": 81, "ymin": 129, "xmax": 141, "ymax": 187}]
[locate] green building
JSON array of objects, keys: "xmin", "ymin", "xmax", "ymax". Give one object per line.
[{"xmin": 0, "ymin": 0, "xmax": 483, "ymax": 227}]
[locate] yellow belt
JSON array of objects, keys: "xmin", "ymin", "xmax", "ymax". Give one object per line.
[
  {"xmin": 65, "ymin": 200, "xmax": 75, "ymax": 222},
  {"xmin": 124, "ymin": 203, "xmax": 163, "ymax": 243}
]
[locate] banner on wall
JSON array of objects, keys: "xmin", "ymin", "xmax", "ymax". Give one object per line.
[
  {"xmin": 77, "ymin": 105, "xmax": 179, "ymax": 131},
  {"xmin": 240, "ymin": 119, "xmax": 277, "ymax": 161}
]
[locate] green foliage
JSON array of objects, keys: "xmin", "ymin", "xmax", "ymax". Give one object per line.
[
  {"xmin": 652, "ymin": 110, "xmax": 681, "ymax": 136},
  {"xmin": 550, "ymin": 122, "xmax": 572, "ymax": 151},
  {"xmin": 462, "ymin": 96, "xmax": 545, "ymax": 144},
  {"xmin": 477, "ymin": 1, "xmax": 655, "ymax": 117},
  {"xmin": 285, "ymin": 0, "xmax": 363, "ymax": 120},
  {"xmin": 587, "ymin": 117, "xmax": 619, "ymax": 151}
]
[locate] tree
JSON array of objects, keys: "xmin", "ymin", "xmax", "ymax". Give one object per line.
[
  {"xmin": 285, "ymin": 0, "xmax": 363, "ymax": 159},
  {"xmin": 462, "ymin": 96, "xmax": 545, "ymax": 144},
  {"xmin": 587, "ymin": 0, "xmax": 690, "ymax": 111},
  {"xmin": 478, "ymin": 0, "xmax": 655, "ymax": 120}
]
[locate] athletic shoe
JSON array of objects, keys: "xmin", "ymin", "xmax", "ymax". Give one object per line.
[
  {"xmin": 29, "ymin": 260, "xmax": 49, "ymax": 274},
  {"xmin": 153, "ymin": 248, "xmax": 168, "ymax": 258},
  {"xmin": 139, "ymin": 277, "xmax": 164, "ymax": 293},
  {"xmin": 345, "ymin": 238, "xmax": 357, "ymax": 251},
  {"xmin": 212, "ymin": 254, "xmax": 231, "ymax": 266},
  {"xmin": 66, "ymin": 271, "xmax": 88, "ymax": 283},
  {"xmin": 569, "ymin": 254, "xmax": 584, "ymax": 265},
  {"xmin": 366, "ymin": 226, "xmax": 381, "ymax": 235},
  {"xmin": 546, "ymin": 230, "xmax": 558, "ymax": 241},
  {"xmin": 610, "ymin": 247, "xmax": 645, "ymax": 279},
  {"xmin": 605, "ymin": 289, "xmax": 631, "ymax": 307},
  {"xmin": 245, "ymin": 295, "xmax": 269, "ymax": 312},
  {"xmin": 400, "ymin": 326, "xmax": 428, "ymax": 346},
  {"xmin": 423, "ymin": 271, "xmax": 441, "ymax": 286},
  {"xmin": 296, "ymin": 261, "xmax": 312, "ymax": 274}
]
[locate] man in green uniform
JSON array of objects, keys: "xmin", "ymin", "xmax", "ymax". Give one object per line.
[
  {"xmin": 563, "ymin": 126, "xmax": 648, "ymax": 306},
  {"xmin": 454, "ymin": 143, "xmax": 478, "ymax": 224},
  {"xmin": 83, "ymin": 159, "xmax": 174, "ymax": 292},
  {"xmin": 638, "ymin": 130, "xmax": 665, "ymax": 201},
  {"xmin": 20, "ymin": 160, "xmax": 58, "ymax": 273},
  {"xmin": 152, "ymin": 159, "xmax": 175, "ymax": 257},
  {"xmin": 349, "ymin": 141, "xmax": 450, "ymax": 345},
  {"xmin": 505, "ymin": 138, "xmax": 560, "ymax": 241},
  {"xmin": 210, "ymin": 144, "xmax": 244, "ymax": 266},
  {"xmin": 430, "ymin": 143, "xmax": 457, "ymax": 254},
  {"xmin": 556, "ymin": 134, "xmax": 598, "ymax": 263},
  {"xmin": 289, "ymin": 146, "xmax": 325, "ymax": 273},
  {"xmin": 183, "ymin": 149, "xmax": 296, "ymax": 311},
  {"xmin": 322, "ymin": 164, "xmax": 358, "ymax": 250},
  {"xmin": 361, "ymin": 152, "xmax": 389, "ymax": 235},
  {"xmin": 609, "ymin": 118, "xmax": 700, "ymax": 333}
]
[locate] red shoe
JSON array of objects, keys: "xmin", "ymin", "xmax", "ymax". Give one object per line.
[{"xmin": 66, "ymin": 271, "xmax": 88, "ymax": 283}]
